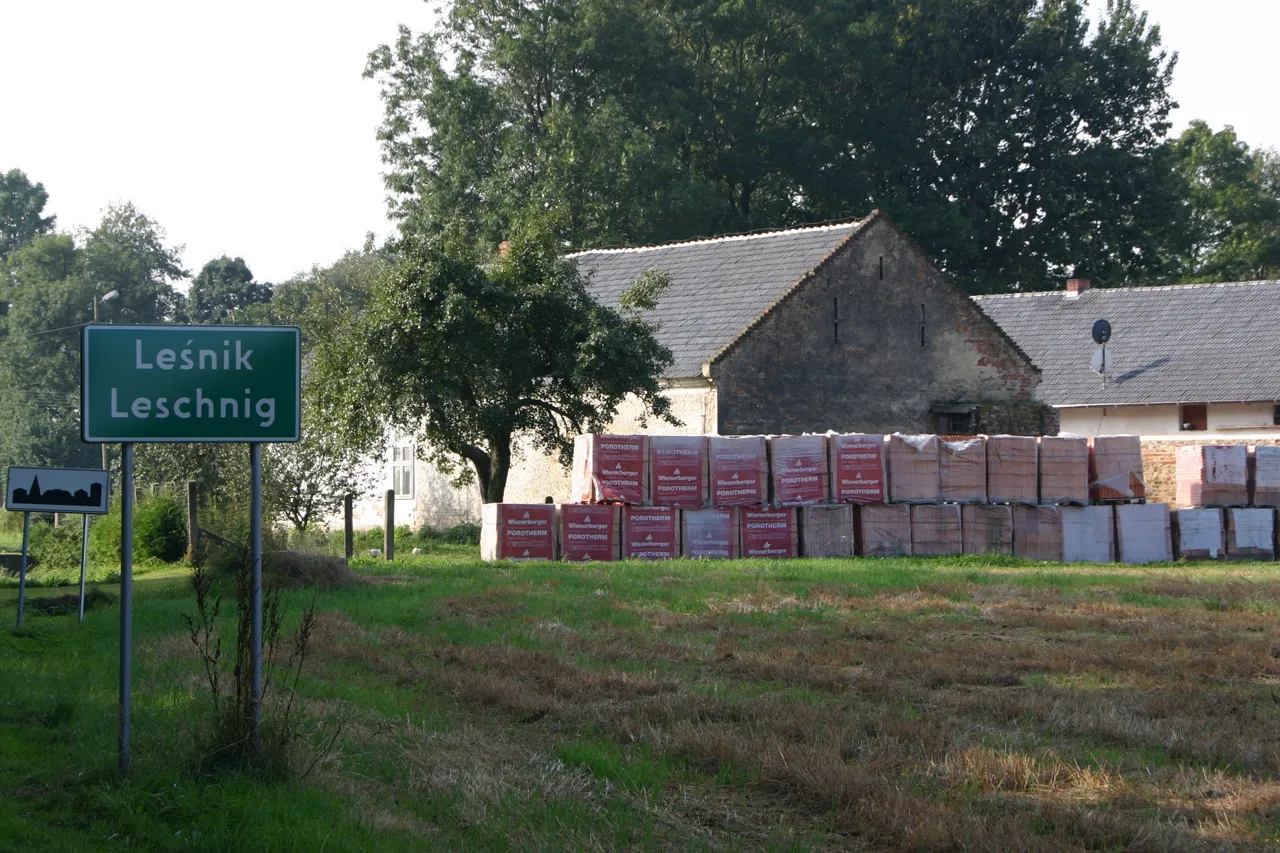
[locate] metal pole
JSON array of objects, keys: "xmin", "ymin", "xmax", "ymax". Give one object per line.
[
  {"xmin": 16, "ymin": 512, "xmax": 30, "ymax": 627},
  {"xmin": 78, "ymin": 513, "xmax": 90, "ymax": 623},
  {"xmin": 120, "ymin": 443, "xmax": 134, "ymax": 778},
  {"xmin": 250, "ymin": 443, "xmax": 263, "ymax": 758}
]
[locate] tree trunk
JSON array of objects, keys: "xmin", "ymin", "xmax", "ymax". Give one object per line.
[{"xmin": 485, "ymin": 440, "xmax": 511, "ymax": 504}]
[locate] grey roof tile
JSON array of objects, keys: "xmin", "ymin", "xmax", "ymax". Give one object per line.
[
  {"xmin": 572, "ymin": 219, "xmax": 867, "ymax": 379},
  {"xmin": 973, "ymin": 282, "xmax": 1280, "ymax": 406}
]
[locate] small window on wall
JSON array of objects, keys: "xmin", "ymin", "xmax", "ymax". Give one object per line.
[
  {"xmin": 1179, "ymin": 404, "xmax": 1208, "ymax": 432},
  {"xmin": 392, "ymin": 440, "xmax": 414, "ymax": 497},
  {"xmin": 1273, "ymin": 404, "xmax": 1280, "ymax": 426}
]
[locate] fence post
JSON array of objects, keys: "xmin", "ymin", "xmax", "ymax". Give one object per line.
[
  {"xmin": 343, "ymin": 494, "xmax": 354, "ymax": 559},
  {"xmin": 384, "ymin": 489, "xmax": 395, "ymax": 561},
  {"xmin": 185, "ymin": 481, "xmax": 199, "ymax": 562}
]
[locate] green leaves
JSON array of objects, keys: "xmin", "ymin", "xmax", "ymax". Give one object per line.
[
  {"xmin": 0, "ymin": 169, "xmax": 56, "ymax": 263},
  {"xmin": 310, "ymin": 231, "xmax": 675, "ymax": 502}
]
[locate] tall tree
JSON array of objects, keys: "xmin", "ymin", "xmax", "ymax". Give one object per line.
[
  {"xmin": 187, "ymin": 255, "xmax": 272, "ymax": 324},
  {"xmin": 310, "ymin": 228, "xmax": 675, "ymax": 502},
  {"xmin": 1169, "ymin": 121, "xmax": 1280, "ymax": 282},
  {"xmin": 0, "ymin": 169, "xmax": 56, "ymax": 262},
  {"xmin": 368, "ymin": 0, "xmax": 1182, "ymax": 292}
]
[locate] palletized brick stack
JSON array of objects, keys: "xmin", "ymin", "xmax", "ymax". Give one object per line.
[
  {"xmin": 483, "ymin": 431, "xmax": 1277, "ymax": 564},
  {"xmin": 1171, "ymin": 444, "xmax": 1277, "ymax": 561}
]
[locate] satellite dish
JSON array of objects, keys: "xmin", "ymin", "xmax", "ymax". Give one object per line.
[
  {"xmin": 1090, "ymin": 347, "xmax": 1112, "ymax": 374},
  {"xmin": 1092, "ymin": 319, "xmax": 1112, "ymax": 345}
]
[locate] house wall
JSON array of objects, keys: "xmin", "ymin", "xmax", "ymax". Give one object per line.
[
  {"xmin": 710, "ymin": 218, "xmax": 1042, "ymax": 436},
  {"xmin": 1059, "ymin": 403, "xmax": 1280, "ymax": 440}
]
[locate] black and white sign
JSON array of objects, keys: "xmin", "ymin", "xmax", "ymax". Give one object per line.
[{"xmin": 6, "ymin": 467, "xmax": 110, "ymax": 515}]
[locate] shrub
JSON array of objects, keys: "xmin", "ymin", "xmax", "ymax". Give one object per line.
[
  {"xmin": 134, "ymin": 496, "xmax": 187, "ymax": 562},
  {"xmin": 445, "ymin": 522, "xmax": 481, "ymax": 545},
  {"xmin": 28, "ymin": 520, "xmax": 85, "ymax": 570}
]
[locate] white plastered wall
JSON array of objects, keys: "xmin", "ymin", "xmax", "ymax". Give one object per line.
[{"xmin": 1059, "ymin": 402, "xmax": 1280, "ymax": 440}]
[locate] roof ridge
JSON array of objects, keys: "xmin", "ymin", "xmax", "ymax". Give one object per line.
[
  {"xmin": 566, "ymin": 217, "xmax": 868, "ymax": 258},
  {"xmin": 973, "ymin": 279, "xmax": 1280, "ymax": 300}
]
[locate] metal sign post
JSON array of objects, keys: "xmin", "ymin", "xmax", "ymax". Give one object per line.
[
  {"xmin": 17, "ymin": 512, "xmax": 30, "ymax": 627},
  {"xmin": 80, "ymin": 324, "xmax": 300, "ymax": 776},
  {"xmin": 119, "ymin": 444, "xmax": 133, "ymax": 778},
  {"xmin": 79, "ymin": 514, "xmax": 90, "ymax": 623}
]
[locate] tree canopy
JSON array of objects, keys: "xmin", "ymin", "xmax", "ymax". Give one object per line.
[
  {"xmin": 309, "ymin": 229, "xmax": 676, "ymax": 502},
  {"xmin": 187, "ymin": 255, "xmax": 272, "ymax": 324},
  {"xmin": 367, "ymin": 0, "xmax": 1189, "ymax": 292},
  {"xmin": 1, "ymin": 169, "xmax": 56, "ymax": 262}
]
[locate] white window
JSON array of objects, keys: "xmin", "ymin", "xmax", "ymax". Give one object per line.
[{"xmin": 392, "ymin": 440, "xmax": 414, "ymax": 497}]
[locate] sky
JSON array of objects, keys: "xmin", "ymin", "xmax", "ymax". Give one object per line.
[{"xmin": 3, "ymin": 0, "xmax": 1278, "ymax": 285}]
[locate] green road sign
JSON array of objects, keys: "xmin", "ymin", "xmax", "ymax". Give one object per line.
[{"xmin": 82, "ymin": 324, "xmax": 300, "ymax": 443}]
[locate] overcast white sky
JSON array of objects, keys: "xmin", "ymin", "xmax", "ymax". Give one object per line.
[{"xmin": 3, "ymin": 0, "xmax": 1277, "ymax": 284}]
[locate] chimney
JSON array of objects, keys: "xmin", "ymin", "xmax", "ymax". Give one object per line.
[{"xmin": 1065, "ymin": 277, "xmax": 1092, "ymax": 298}]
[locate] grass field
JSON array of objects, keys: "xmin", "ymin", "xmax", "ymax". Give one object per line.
[{"xmin": 2, "ymin": 548, "xmax": 1278, "ymax": 851}]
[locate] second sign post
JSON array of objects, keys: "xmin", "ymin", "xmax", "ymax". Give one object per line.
[{"xmin": 82, "ymin": 324, "xmax": 301, "ymax": 775}]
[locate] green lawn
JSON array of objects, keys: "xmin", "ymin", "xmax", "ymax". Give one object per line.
[{"xmin": 2, "ymin": 548, "xmax": 1278, "ymax": 851}]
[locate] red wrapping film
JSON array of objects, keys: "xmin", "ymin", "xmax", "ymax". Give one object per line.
[
  {"xmin": 1038, "ymin": 436, "xmax": 1090, "ymax": 504},
  {"xmin": 481, "ymin": 503, "xmax": 556, "ymax": 562},
  {"xmin": 827, "ymin": 433, "xmax": 887, "ymax": 504},
  {"xmin": 650, "ymin": 436, "xmax": 709, "ymax": 508},
  {"xmin": 1175, "ymin": 445, "xmax": 1247, "ymax": 507},
  {"xmin": 709, "ymin": 436, "xmax": 769, "ymax": 507},
  {"xmin": 910, "ymin": 504, "xmax": 963, "ymax": 557},
  {"xmin": 1089, "ymin": 435, "xmax": 1146, "ymax": 502},
  {"xmin": 1012, "ymin": 504, "xmax": 1063, "ymax": 561},
  {"xmin": 887, "ymin": 434, "xmax": 939, "ymax": 503},
  {"xmin": 768, "ymin": 434, "xmax": 830, "ymax": 506},
  {"xmin": 558, "ymin": 504, "xmax": 621, "ymax": 562},
  {"xmin": 622, "ymin": 506, "xmax": 680, "ymax": 560},
  {"xmin": 858, "ymin": 504, "xmax": 911, "ymax": 557},
  {"xmin": 682, "ymin": 507, "xmax": 741, "ymax": 559},
  {"xmin": 571, "ymin": 434, "xmax": 650, "ymax": 504},
  {"xmin": 799, "ymin": 505, "xmax": 855, "ymax": 557},
  {"xmin": 741, "ymin": 507, "xmax": 798, "ymax": 558},
  {"xmin": 938, "ymin": 438, "xmax": 987, "ymax": 503},
  {"xmin": 986, "ymin": 435, "xmax": 1039, "ymax": 505},
  {"xmin": 961, "ymin": 505, "xmax": 1013, "ymax": 555}
]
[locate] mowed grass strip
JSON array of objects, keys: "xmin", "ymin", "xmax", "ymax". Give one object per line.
[{"xmin": 1, "ymin": 548, "xmax": 1278, "ymax": 851}]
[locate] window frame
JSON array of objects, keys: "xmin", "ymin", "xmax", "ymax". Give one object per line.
[{"xmin": 391, "ymin": 440, "xmax": 415, "ymax": 498}]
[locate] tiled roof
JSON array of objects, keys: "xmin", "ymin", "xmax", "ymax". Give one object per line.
[
  {"xmin": 973, "ymin": 281, "xmax": 1280, "ymax": 406},
  {"xmin": 572, "ymin": 217, "xmax": 871, "ymax": 379}
]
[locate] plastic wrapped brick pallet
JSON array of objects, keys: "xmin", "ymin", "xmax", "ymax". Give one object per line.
[
  {"xmin": 1062, "ymin": 506, "xmax": 1115, "ymax": 563},
  {"xmin": 987, "ymin": 435, "xmax": 1039, "ymax": 504},
  {"xmin": 622, "ymin": 506, "xmax": 680, "ymax": 559},
  {"xmin": 1039, "ymin": 436, "xmax": 1090, "ymax": 504},
  {"xmin": 799, "ymin": 505, "xmax": 855, "ymax": 557},
  {"xmin": 557, "ymin": 504, "xmax": 621, "ymax": 562},
  {"xmin": 768, "ymin": 434, "xmax": 830, "ymax": 506},
  {"xmin": 1174, "ymin": 508, "xmax": 1225, "ymax": 560},
  {"xmin": 649, "ymin": 436, "xmax": 709, "ymax": 508},
  {"xmin": 1225, "ymin": 508, "xmax": 1275, "ymax": 560},
  {"xmin": 741, "ymin": 507, "xmax": 798, "ymax": 558},
  {"xmin": 1251, "ymin": 447, "xmax": 1280, "ymax": 507},
  {"xmin": 911, "ymin": 504, "xmax": 963, "ymax": 557},
  {"xmin": 938, "ymin": 438, "xmax": 987, "ymax": 503},
  {"xmin": 682, "ymin": 507, "xmax": 740, "ymax": 559},
  {"xmin": 1012, "ymin": 505, "xmax": 1063, "ymax": 561},
  {"xmin": 827, "ymin": 433, "xmax": 887, "ymax": 504},
  {"xmin": 858, "ymin": 504, "xmax": 911, "ymax": 557},
  {"xmin": 1176, "ymin": 445, "xmax": 1247, "ymax": 507},
  {"xmin": 961, "ymin": 505, "xmax": 1012, "ymax": 555},
  {"xmin": 1089, "ymin": 435, "xmax": 1146, "ymax": 502},
  {"xmin": 481, "ymin": 503, "xmax": 557, "ymax": 562},
  {"xmin": 887, "ymin": 434, "xmax": 939, "ymax": 503},
  {"xmin": 1114, "ymin": 503, "xmax": 1173, "ymax": 564},
  {"xmin": 571, "ymin": 434, "xmax": 650, "ymax": 504},
  {"xmin": 708, "ymin": 436, "xmax": 769, "ymax": 507}
]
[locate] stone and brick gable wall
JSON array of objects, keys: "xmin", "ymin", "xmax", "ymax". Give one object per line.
[{"xmin": 709, "ymin": 218, "xmax": 1041, "ymax": 436}]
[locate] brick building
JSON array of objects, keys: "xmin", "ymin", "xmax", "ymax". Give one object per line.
[{"xmin": 361, "ymin": 211, "xmax": 1043, "ymax": 525}]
